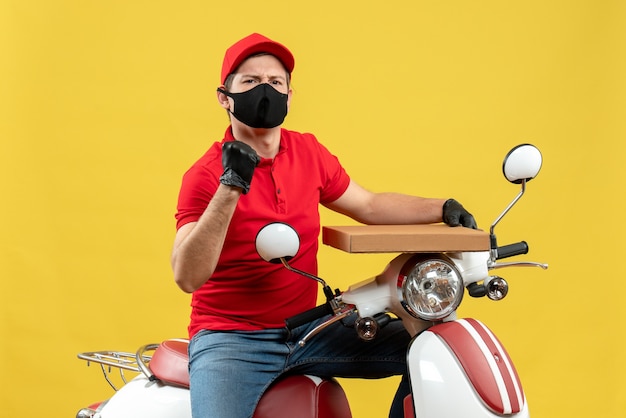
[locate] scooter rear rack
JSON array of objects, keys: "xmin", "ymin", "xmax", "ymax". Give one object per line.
[{"xmin": 77, "ymin": 350, "xmax": 153, "ymax": 391}]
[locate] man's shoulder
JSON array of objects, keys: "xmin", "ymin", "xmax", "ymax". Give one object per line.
[
  {"xmin": 280, "ymin": 128, "xmax": 322, "ymax": 152},
  {"xmin": 281, "ymin": 127, "xmax": 317, "ymax": 141}
]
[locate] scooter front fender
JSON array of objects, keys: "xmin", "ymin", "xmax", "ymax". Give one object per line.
[
  {"xmin": 407, "ymin": 318, "xmax": 529, "ymax": 418},
  {"xmin": 97, "ymin": 375, "xmax": 190, "ymax": 418}
]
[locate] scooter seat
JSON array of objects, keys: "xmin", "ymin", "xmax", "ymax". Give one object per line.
[
  {"xmin": 253, "ymin": 375, "xmax": 352, "ymax": 418},
  {"xmin": 149, "ymin": 339, "xmax": 352, "ymax": 418},
  {"xmin": 149, "ymin": 339, "xmax": 190, "ymax": 388}
]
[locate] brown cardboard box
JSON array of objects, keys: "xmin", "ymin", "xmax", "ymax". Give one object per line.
[{"xmin": 322, "ymin": 224, "xmax": 490, "ymax": 253}]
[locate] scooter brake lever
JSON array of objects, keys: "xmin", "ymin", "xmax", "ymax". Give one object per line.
[
  {"xmin": 490, "ymin": 261, "xmax": 548, "ymax": 270},
  {"xmin": 297, "ymin": 307, "xmax": 354, "ymax": 347}
]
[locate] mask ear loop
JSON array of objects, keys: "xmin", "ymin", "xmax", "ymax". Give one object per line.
[
  {"xmin": 216, "ymin": 87, "xmax": 232, "ymax": 97},
  {"xmin": 217, "ymin": 88, "xmax": 234, "ymax": 113}
]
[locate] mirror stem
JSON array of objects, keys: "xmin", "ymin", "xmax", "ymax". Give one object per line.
[
  {"xmin": 279, "ymin": 258, "xmax": 337, "ymax": 304},
  {"xmin": 490, "ymin": 179, "xmax": 526, "ymax": 236},
  {"xmin": 489, "ymin": 179, "xmax": 526, "ymax": 262},
  {"xmin": 280, "ymin": 258, "xmax": 328, "ymax": 288}
]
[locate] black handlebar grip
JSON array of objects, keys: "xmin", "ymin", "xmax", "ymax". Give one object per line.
[
  {"xmin": 497, "ymin": 241, "xmax": 529, "ymax": 259},
  {"xmin": 285, "ymin": 303, "xmax": 333, "ymax": 330}
]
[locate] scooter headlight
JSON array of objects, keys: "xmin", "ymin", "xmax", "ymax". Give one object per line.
[{"xmin": 397, "ymin": 255, "xmax": 463, "ymax": 321}]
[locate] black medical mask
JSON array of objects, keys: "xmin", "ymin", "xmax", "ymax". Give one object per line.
[{"xmin": 217, "ymin": 83, "xmax": 289, "ymax": 129}]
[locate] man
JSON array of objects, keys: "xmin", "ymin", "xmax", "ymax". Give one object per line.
[{"xmin": 171, "ymin": 33, "xmax": 476, "ymax": 418}]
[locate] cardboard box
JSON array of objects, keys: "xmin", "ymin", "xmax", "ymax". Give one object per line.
[{"xmin": 322, "ymin": 224, "xmax": 490, "ymax": 253}]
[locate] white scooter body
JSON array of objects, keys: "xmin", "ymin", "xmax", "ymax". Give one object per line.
[
  {"xmin": 90, "ymin": 375, "xmax": 190, "ymax": 418},
  {"xmin": 407, "ymin": 319, "xmax": 528, "ymax": 418},
  {"xmin": 341, "ymin": 250, "xmax": 528, "ymax": 418}
]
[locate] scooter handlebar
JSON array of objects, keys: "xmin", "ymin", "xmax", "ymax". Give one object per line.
[
  {"xmin": 497, "ymin": 241, "xmax": 529, "ymax": 259},
  {"xmin": 285, "ymin": 303, "xmax": 333, "ymax": 330}
]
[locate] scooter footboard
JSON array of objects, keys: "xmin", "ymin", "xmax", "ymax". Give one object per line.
[{"xmin": 407, "ymin": 318, "xmax": 528, "ymax": 418}]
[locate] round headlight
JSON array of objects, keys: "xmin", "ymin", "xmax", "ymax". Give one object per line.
[{"xmin": 397, "ymin": 255, "xmax": 464, "ymax": 321}]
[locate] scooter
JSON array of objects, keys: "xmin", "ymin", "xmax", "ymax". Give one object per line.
[{"xmin": 77, "ymin": 143, "xmax": 547, "ymax": 418}]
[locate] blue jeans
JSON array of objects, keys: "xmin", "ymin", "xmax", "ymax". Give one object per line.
[{"xmin": 188, "ymin": 314, "xmax": 411, "ymax": 418}]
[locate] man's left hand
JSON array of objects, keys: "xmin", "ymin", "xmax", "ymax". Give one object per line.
[{"xmin": 442, "ymin": 199, "xmax": 477, "ymax": 229}]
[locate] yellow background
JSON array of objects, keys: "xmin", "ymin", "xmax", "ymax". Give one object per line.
[{"xmin": 1, "ymin": 1, "xmax": 625, "ymax": 417}]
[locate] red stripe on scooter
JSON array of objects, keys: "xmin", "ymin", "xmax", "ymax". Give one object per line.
[
  {"xmin": 430, "ymin": 321, "xmax": 503, "ymax": 413},
  {"xmin": 464, "ymin": 318, "xmax": 524, "ymax": 413},
  {"xmin": 430, "ymin": 319, "xmax": 523, "ymax": 414}
]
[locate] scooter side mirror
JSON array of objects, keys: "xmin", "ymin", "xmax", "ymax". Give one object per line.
[
  {"xmin": 490, "ymin": 143, "xmax": 543, "ymax": 252},
  {"xmin": 255, "ymin": 222, "xmax": 300, "ymax": 264},
  {"xmin": 502, "ymin": 144, "xmax": 542, "ymax": 184},
  {"xmin": 255, "ymin": 222, "xmax": 330, "ymax": 291}
]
